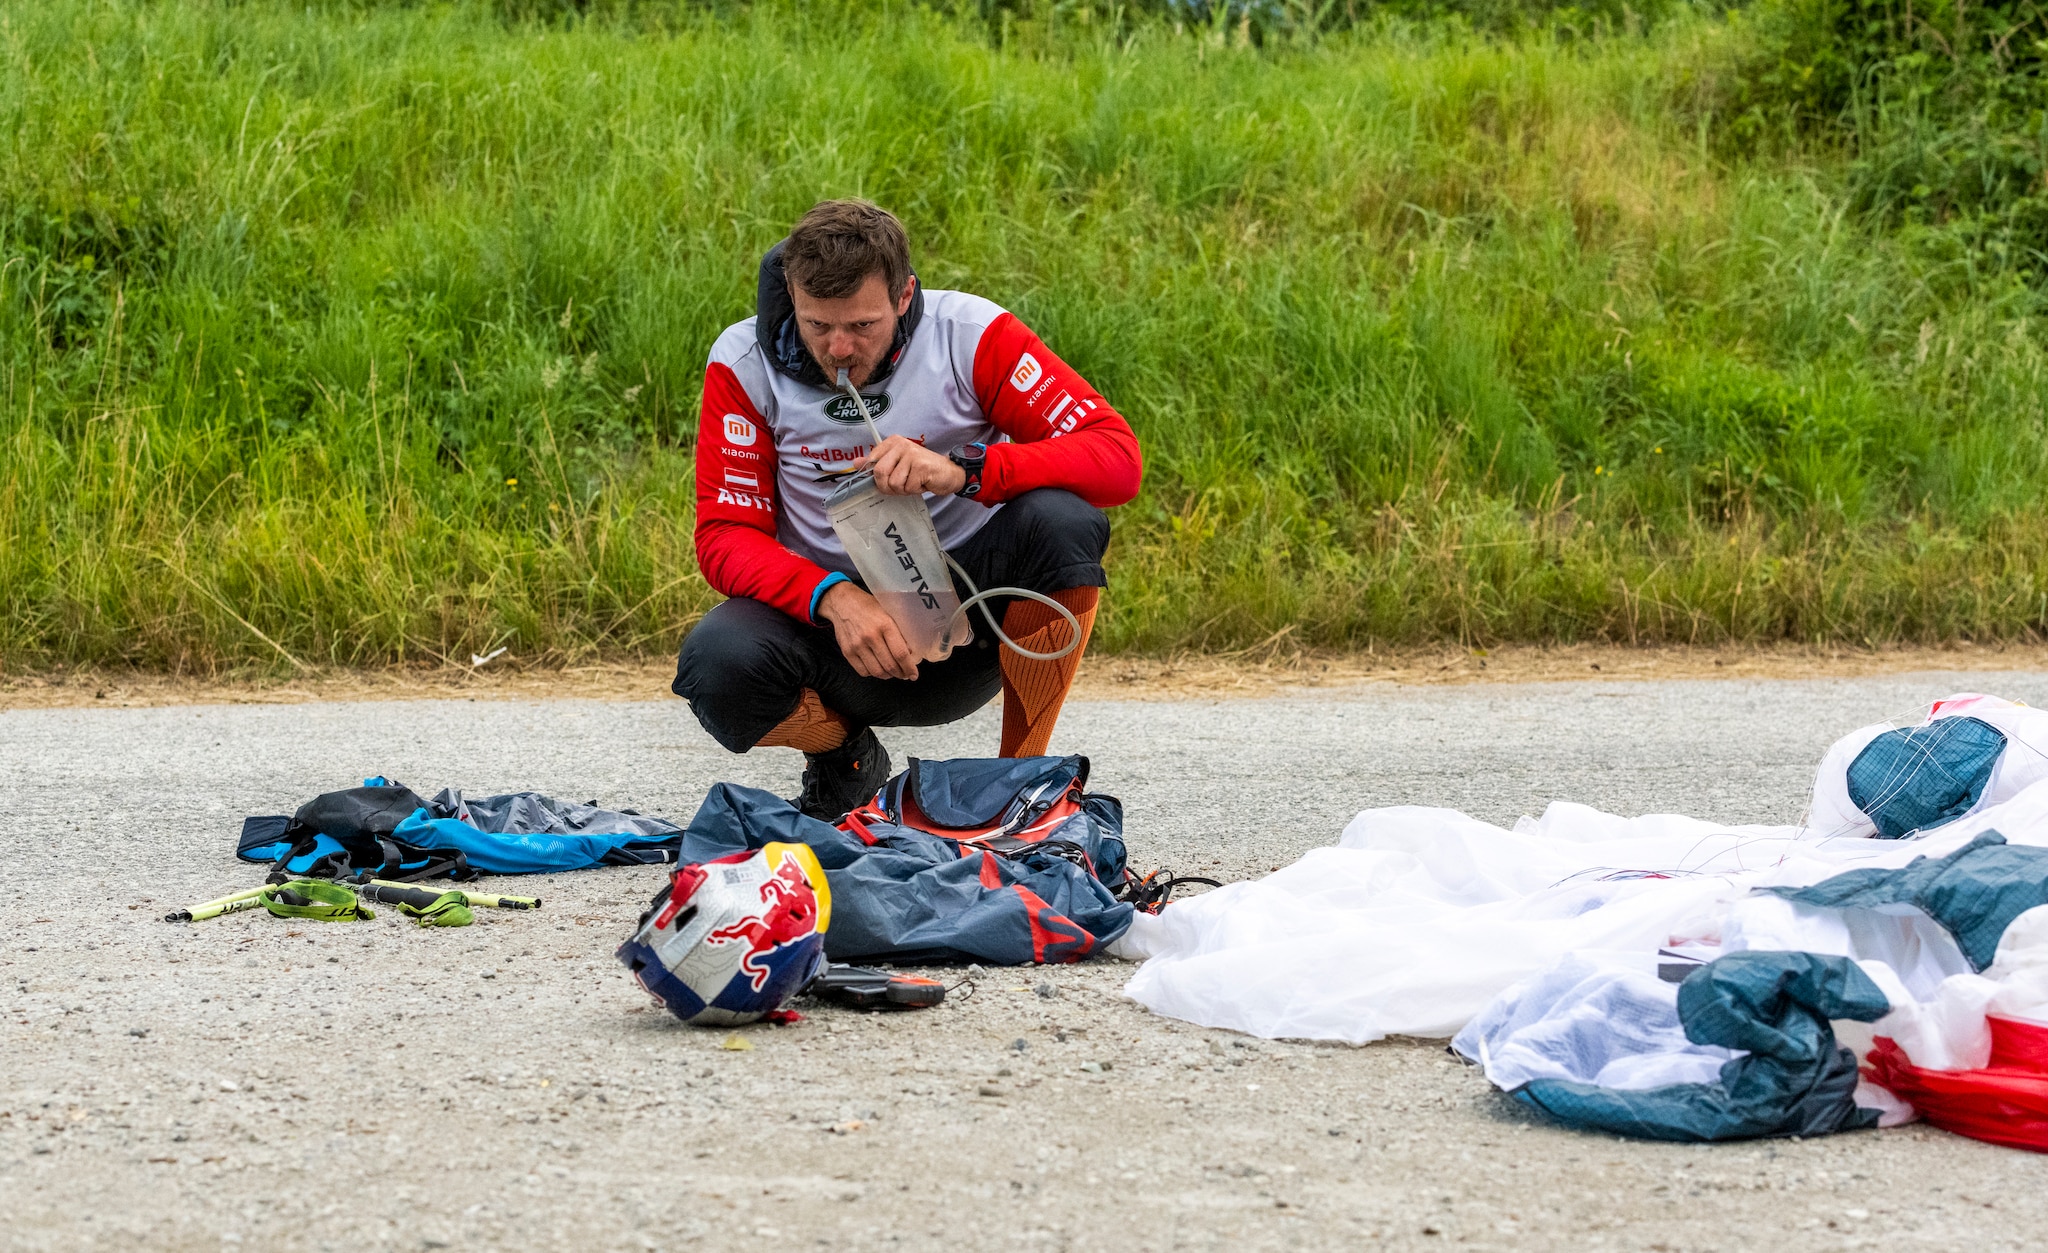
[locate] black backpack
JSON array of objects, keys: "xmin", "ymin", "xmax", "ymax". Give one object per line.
[{"xmin": 237, "ymin": 781, "xmax": 477, "ymax": 884}]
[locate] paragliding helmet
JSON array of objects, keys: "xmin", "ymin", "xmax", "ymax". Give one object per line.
[{"xmin": 616, "ymin": 842, "xmax": 831, "ymax": 1026}]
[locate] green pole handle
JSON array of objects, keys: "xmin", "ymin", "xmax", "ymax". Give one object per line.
[
  {"xmin": 365, "ymin": 880, "xmax": 540, "ymax": 910},
  {"xmin": 356, "ymin": 882, "xmax": 451, "ymax": 911}
]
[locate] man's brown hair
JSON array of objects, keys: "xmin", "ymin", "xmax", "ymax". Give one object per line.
[{"xmin": 782, "ymin": 199, "xmax": 912, "ymax": 301}]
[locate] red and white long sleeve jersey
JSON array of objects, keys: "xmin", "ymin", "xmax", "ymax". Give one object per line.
[{"xmin": 694, "ymin": 287, "xmax": 1142, "ymax": 623}]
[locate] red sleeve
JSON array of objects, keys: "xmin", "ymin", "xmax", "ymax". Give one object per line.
[
  {"xmin": 969, "ymin": 312, "xmax": 1143, "ymax": 507},
  {"xmin": 693, "ymin": 362, "xmax": 838, "ymax": 624}
]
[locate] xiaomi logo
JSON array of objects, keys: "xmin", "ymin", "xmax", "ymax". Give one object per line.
[
  {"xmin": 722, "ymin": 413, "xmax": 757, "ymax": 446},
  {"xmin": 1009, "ymin": 353, "xmax": 1042, "ymax": 392}
]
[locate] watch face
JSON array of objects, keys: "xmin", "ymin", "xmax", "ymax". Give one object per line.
[{"xmin": 952, "ymin": 447, "xmax": 984, "ymax": 497}]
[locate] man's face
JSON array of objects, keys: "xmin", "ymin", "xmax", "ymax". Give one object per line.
[{"xmin": 790, "ymin": 271, "xmax": 915, "ymax": 389}]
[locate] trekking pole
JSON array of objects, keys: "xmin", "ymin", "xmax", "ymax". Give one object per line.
[
  {"xmin": 360, "ymin": 880, "xmax": 541, "ymax": 911},
  {"xmin": 166, "ymin": 879, "xmax": 538, "ymax": 924},
  {"xmin": 164, "ymin": 885, "xmax": 272, "ymax": 923}
]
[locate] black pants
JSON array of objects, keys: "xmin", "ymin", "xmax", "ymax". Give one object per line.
[{"xmin": 674, "ymin": 488, "xmax": 1109, "ymax": 753}]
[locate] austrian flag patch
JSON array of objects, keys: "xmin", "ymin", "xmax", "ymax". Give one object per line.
[{"xmin": 716, "ymin": 465, "xmax": 772, "ymax": 513}]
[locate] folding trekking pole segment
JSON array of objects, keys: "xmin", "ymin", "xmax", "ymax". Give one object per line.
[
  {"xmin": 164, "ymin": 885, "xmax": 271, "ymax": 923},
  {"xmin": 167, "ymin": 881, "xmax": 375, "ymax": 924}
]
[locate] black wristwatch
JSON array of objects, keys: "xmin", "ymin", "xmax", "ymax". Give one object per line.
[{"xmin": 950, "ymin": 442, "xmax": 988, "ymax": 498}]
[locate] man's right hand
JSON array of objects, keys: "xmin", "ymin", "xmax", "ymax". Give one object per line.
[{"xmin": 818, "ymin": 582, "xmax": 921, "ymax": 681}]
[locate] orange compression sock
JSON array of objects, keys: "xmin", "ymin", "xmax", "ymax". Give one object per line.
[
  {"xmin": 754, "ymin": 687, "xmax": 851, "ymax": 754},
  {"xmin": 998, "ymin": 587, "xmax": 1100, "ymax": 759}
]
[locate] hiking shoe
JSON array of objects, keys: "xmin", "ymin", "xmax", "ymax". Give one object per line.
[{"xmin": 795, "ymin": 727, "xmax": 891, "ymax": 822}]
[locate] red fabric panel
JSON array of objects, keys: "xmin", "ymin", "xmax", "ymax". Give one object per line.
[
  {"xmin": 969, "ymin": 312, "xmax": 1142, "ymax": 507},
  {"xmin": 1865, "ymin": 1024, "xmax": 2048, "ymax": 1153},
  {"xmin": 693, "ymin": 361, "xmax": 834, "ymax": 622},
  {"xmin": 1992, "ymin": 1013, "xmax": 2048, "ymax": 1070},
  {"xmin": 1009, "ymin": 882, "xmax": 1097, "ymax": 964}
]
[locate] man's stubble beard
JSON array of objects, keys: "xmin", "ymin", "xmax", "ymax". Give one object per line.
[
  {"xmin": 814, "ymin": 345, "xmax": 883, "ymax": 389},
  {"xmin": 801, "ymin": 316, "xmax": 895, "ymax": 390}
]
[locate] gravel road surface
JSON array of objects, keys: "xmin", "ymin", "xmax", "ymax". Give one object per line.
[{"xmin": 5, "ymin": 672, "xmax": 2048, "ymax": 1251}]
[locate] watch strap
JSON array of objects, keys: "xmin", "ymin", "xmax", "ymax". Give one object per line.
[{"xmin": 950, "ymin": 442, "xmax": 988, "ymax": 499}]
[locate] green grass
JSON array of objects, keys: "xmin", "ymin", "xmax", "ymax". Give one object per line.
[{"xmin": 7, "ymin": 0, "xmax": 2048, "ymax": 672}]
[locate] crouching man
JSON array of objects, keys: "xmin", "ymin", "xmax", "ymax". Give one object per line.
[{"xmin": 673, "ymin": 199, "xmax": 1143, "ymax": 819}]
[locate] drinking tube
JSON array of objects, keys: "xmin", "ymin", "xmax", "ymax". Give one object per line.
[{"xmin": 835, "ymin": 370, "xmax": 1082, "ymax": 662}]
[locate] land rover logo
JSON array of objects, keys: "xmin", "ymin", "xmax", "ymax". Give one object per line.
[{"xmin": 824, "ymin": 393, "xmax": 889, "ymax": 425}]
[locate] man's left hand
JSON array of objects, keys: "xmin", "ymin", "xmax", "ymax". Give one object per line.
[{"xmin": 860, "ymin": 435, "xmax": 966, "ymax": 497}]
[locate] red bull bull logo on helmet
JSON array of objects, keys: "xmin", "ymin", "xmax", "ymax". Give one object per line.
[
  {"xmin": 707, "ymin": 854, "xmax": 825, "ymax": 992},
  {"xmin": 615, "ymin": 842, "xmax": 831, "ymax": 1027}
]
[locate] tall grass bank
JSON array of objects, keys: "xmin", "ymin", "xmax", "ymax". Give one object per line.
[{"xmin": 8, "ymin": 0, "xmax": 2048, "ymax": 670}]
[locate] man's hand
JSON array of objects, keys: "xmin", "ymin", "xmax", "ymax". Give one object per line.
[
  {"xmin": 859, "ymin": 435, "xmax": 966, "ymax": 497},
  {"xmin": 818, "ymin": 581, "xmax": 921, "ymax": 680}
]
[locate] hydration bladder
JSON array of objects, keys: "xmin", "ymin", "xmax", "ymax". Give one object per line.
[{"xmin": 823, "ymin": 369, "xmax": 1082, "ymax": 667}]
